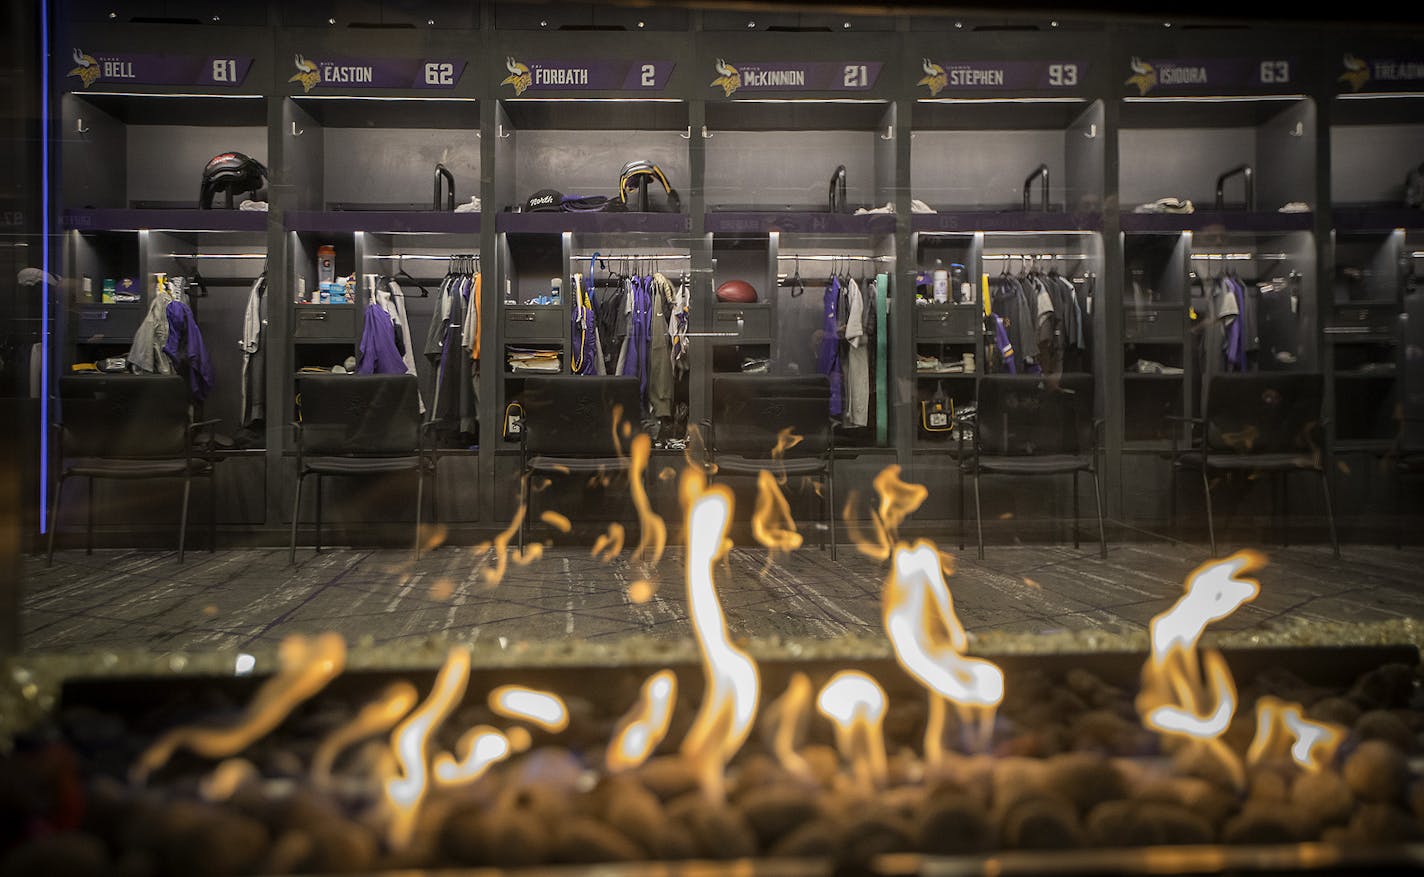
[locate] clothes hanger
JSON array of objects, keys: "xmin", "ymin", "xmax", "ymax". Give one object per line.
[
  {"xmin": 790, "ymin": 254, "xmax": 805, "ymax": 297},
  {"xmin": 394, "ymin": 256, "xmax": 430, "ymax": 297}
]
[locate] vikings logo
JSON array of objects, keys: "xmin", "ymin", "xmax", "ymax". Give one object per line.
[
  {"xmin": 67, "ymin": 49, "xmax": 101, "ymax": 88},
  {"xmin": 917, "ymin": 59, "xmax": 947, "ymax": 97},
  {"xmin": 710, "ymin": 59, "xmax": 740, "ymax": 97},
  {"xmin": 1339, "ymin": 53, "xmax": 1370, "ymax": 93},
  {"xmin": 502, "ymin": 57, "xmax": 532, "ymax": 95},
  {"xmin": 1125, "ymin": 56, "xmax": 1157, "ymax": 96},
  {"xmin": 289, "ymin": 54, "xmax": 320, "ymax": 93}
]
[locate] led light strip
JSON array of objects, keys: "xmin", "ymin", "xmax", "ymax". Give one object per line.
[
  {"xmin": 1123, "ymin": 94, "xmax": 1305, "ymax": 103},
  {"xmin": 40, "ymin": 0, "xmax": 50, "ymax": 533},
  {"xmin": 83, "ymin": 91, "xmax": 264, "ymax": 99},
  {"xmin": 917, "ymin": 97, "xmax": 1087, "ymax": 104}
]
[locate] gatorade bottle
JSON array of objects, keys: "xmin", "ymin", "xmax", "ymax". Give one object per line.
[{"xmin": 317, "ymin": 245, "xmax": 336, "ymax": 286}]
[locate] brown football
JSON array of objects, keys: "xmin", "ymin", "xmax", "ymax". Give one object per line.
[{"xmin": 715, "ymin": 279, "xmax": 758, "ymax": 303}]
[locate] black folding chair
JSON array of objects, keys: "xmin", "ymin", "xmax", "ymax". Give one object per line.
[
  {"xmin": 518, "ymin": 376, "xmax": 645, "ymax": 550},
  {"xmin": 48, "ymin": 375, "xmax": 218, "ymax": 563},
  {"xmin": 1171, "ymin": 373, "xmax": 1339, "ymax": 559},
  {"xmin": 708, "ymin": 375, "xmax": 836, "ymax": 559},
  {"xmin": 290, "ymin": 374, "xmax": 433, "ymax": 563},
  {"xmin": 968, "ymin": 373, "xmax": 1104, "ymax": 560}
]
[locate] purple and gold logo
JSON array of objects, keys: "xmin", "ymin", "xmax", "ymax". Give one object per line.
[
  {"xmin": 917, "ymin": 59, "xmax": 947, "ymax": 96},
  {"xmin": 289, "ymin": 54, "xmax": 320, "ymax": 92},
  {"xmin": 1125, "ymin": 57, "xmax": 1157, "ymax": 96},
  {"xmin": 710, "ymin": 59, "xmax": 741, "ymax": 97},
  {"xmin": 1339, "ymin": 54, "xmax": 1371, "ymax": 92},
  {"xmin": 67, "ymin": 49, "xmax": 101, "ymax": 88},
  {"xmin": 502, "ymin": 57, "xmax": 532, "ymax": 95}
]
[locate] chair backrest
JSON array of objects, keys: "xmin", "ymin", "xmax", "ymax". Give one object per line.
[
  {"xmin": 710, "ymin": 375, "xmax": 832, "ymax": 457},
  {"xmin": 1403, "ymin": 293, "xmax": 1424, "ymax": 454},
  {"xmin": 520, "ymin": 376, "xmax": 644, "ymax": 457},
  {"xmin": 297, "ymin": 374, "xmax": 420, "ymax": 456},
  {"xmin": 976, "ymin": 373, "xmax": 1095, "ymax": 456},
  {"xmin": 1203, "ymin": 373, "xmax": 1324, "ymax": 455},
  {"xmin": 59, "ymin": 375, "xmax": 190, "ymax": 459}
]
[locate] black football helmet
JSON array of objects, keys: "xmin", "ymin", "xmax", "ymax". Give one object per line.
[{"xmin": 199, "ymin": 152, "xmax": 267, "ymax": 209}]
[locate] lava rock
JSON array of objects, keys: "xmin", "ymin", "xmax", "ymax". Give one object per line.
[
  {"xmin": 1291, "ymin": 769, "xmax": 1355, "ymax": 827},
  {"xmin": 769, "ymin": 820, "xmax": 839, "ymax": 858},
  {"xmin": 440, "ymin": 800, "xmax": 548, "ymax": 869},
  {"xmin": 914, "ymin": 792, "xmax": 994, "ymax": 855},
  {"xmin": 1246, "ymin": 766, "xmax": 1292, "ymax": 804},
  {"xmin": 731, "ymin": 754, "xmax": 781, "ymax": 799},
  {"xmin": 1343, "ymin": 740, "xmax": 1408, "ymax": 804},
  {"xmin": 158, "ymin": 810, "xmax": 270, "ymax": 877},
  {"xmin": 1043, "ymin": 752, "xmax": 1128, "ymax": 813},
  {"xmin": 1068, "ymin": 710, "xmax": 1148, "ymax": 756},
  {"xmin": 1086, "ymin": 800, "xmax": 1214, "ymax": 847},
  {"xmin": 648, "ymin": 820, "xmax": 699, "ymax": 860},
  {"xmin": 0, "ymin": 831, "xmax": 108, "ymax": 877},
  {"xmin": 511, "ymin": 748, "xmax": 584, "ymax": 796},
  {"xmin": 1349, "ymin": 663, "xmax": 1416, "ymax": 711},
  {"xmin": 1354, "ymin": 710, "xmax": 1413, "ymax": 751},
  {"xmin": 838, "ymin": 810, "xmax": 914, "ymax": 870},
  {"xmin": 1346, "ymin": 804, "xmax": 1424, "ymax": 844},
  {"xmin": 670, "ymin": 801, "xmax": 758, "ymax": 860},
  {"xmin": 1065, "ymin": 668, "xmax": 1126, "ymax": 711},
  {"xmin": 1308, "ymin": 697, "xmax": 1362, "ymax": 728},
  {"xmin": 990, "ymin": 757, "xmax": 1047, "ymax": 812},
  {"xmin": 737, "ymin": 785, "xmax": 821, "ymax": 848},
  {"xmin": 600, "ymin": 778, "xmax": 669, "ymax": 853},
  {"xmin": 554, "ymin": 819, "xmax": 646, "ymax": 864},
  {"xmin": 1413, "ymin": 780, "xmax": 1424, "ymax": 823},
  {"xmin": 1000, "ymin": 795, "xmax": 1085, "ymax": 850},
  {"xmin": 801, "ymin": 745, "xmax": 841, "ymax": 787},
  {"xmin": 637, "ymin": 757, "xmax": 700, "ymax": 801},
  {"xmin": 1221, "ymin": 806, "xmax": 1308, "ymax": 845}
]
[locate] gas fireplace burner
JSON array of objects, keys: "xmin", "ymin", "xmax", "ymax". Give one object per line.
[{"xmin": 1, "ymin": 643, "xmax": 1420, "ymax": 877}]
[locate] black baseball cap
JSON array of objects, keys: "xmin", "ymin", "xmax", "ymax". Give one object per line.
[{"xmin": 524, "ymin": 189, "xmax": 563, "ymax": 212}]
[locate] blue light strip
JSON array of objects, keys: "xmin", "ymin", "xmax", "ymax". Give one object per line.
[{"xmin": 39, "ymin": 0, "xmax": 50, "ymax": 533}]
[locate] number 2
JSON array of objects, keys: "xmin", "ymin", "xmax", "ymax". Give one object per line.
[
  {"xmin": 843, "ymin": 64, "xmax": 868, "ymax": 88},
  {"xmin": 641, "ymin": 64, "xmax": 656, "ymax": 87}
]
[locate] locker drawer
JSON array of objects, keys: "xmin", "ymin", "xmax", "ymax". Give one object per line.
[
  {"xmin": 504, "ymin": 306, "xmax": 564, "ymax": 341},
  {"xmin": 1327, "ymin": 305, "xmax": 1397, "ymax": 337},
  {"xmin": 1124, "ymin": 306, "xmax": 1183, "ymax": 341},
  {"xmin": 712, "ymin": 304, "xmax": 771, "ymax": 342},
  {"xmin": 293, "ymin": 305, "xmax": 357, "ymax": 340},
  {"xmin": 914, "ymin": 305, "xmax": 977, "ymax": 341},
  {"xmin": 76, "ymin": 304, "xmax": 144, "ymax": 342}
]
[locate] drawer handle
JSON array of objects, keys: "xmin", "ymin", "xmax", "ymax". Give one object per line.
[
  {"xmin": 301, "ymin": 313, "xmax": 328, "ymax": 321},
  {"xmin": 715, "ymin": 311, "xmax": 744, "ymax": 321},
  {"xmin": 80, "ymin": 311, "xmax": 109, "ymax": 321},
  {"xmin": 509, "ymin": 313, "xmax": 535, "ymax": 322}
]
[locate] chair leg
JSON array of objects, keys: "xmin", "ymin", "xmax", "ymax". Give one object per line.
[
  {"xmin": 957, "ymin": 462, "xmax": 965, "ymax": 552},
  {"xmin": 1397, "ymin": 466, "xmax": 1404, "ymax": 550},
  {"xmin": 431, "ymin": 458, "xmax": 440, "ymax": 525},
  {"xmin": 314, "ymin": 474, "xmax": 323, "ymax": 554},
  {"xmin": 1072, "ymin": 469, "xmax": 1080, "ymax": 550},
  {"xmin": 289, "ymin": 473, "xmax": 305, "ymax": 565},
  {"xmin": 518, "ymin": 474, "xmax": 528, "ymax": 553},
  {"xmin": 414, "ymin": 467, "xmax": 424, "ymax": 560},
  {"xmin": 209, "ymin": 471, "xmax": 218, "ymax": 553},
  {"xmin": 1092, "ymin": 467, "xmax": 1107, "ymax": 560},
  {"xmin": 827, "ymin": 467, "xmax": 837, "ymax": 562},
  {"xmin": 1168, "ymin": 464, "xmax": 1178, "ymax": 531},
  {"xmin": 46, "ymin": 474, "xmax": 66, "ymax": 565},
  {"xmin": 973, "ymin": 468, "xmax": 985, "ymax": 561},
  {"xmin": 177, "ymin": 476, "xmax": 192, "ymax": 564},
  {"xmin": 1280, "ymin": 474, "xmax": 1290, "ymax": 548},
  {"xmin": 1201, "ymin": 467, "xmax": 1217, "ymax": 557},
  {"xmin": 86, "ymin": 476, "xmax": 94, "ymax": 555},
  {"xmin": 1320, "ymin": 468, "xmax": 1341, "ymax": 560}
]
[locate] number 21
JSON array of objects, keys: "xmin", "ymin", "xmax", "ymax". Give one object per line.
[{"xmin": 843, "ymin": 65, "xmax": 868, "ymax": 88}]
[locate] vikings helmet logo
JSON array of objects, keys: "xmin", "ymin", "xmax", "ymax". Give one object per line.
[
  {"xmin": 67, "ymin": 49, "xmax": 101, "ymax": 88},
  {"xmin": 917, "ymin": 59, "xmax": 947, "ymax": 96},
  {"xmin": 502, "ymin": 57, "xmax": 532, "ymax": 95},
  {"xmin": 1339, "ymin": 54, "xmax": 1371, "ymax": 93},
  {"xmin": 710, "ymin": 59, "xmax": 741, "ymax": 97},
  {"xmin": 1125, "ymin": 56, "xmax": 1157, "ymax": 96},
  {"xmin": 289, "ymin": 54, "xmax": 320, "ymax": 93}
]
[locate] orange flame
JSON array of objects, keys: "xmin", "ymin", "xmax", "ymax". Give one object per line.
[
  {"xmin": 761, "ymin": 672, "xmax": 814, "ymax": 782},
  {"xmin": 540, "ymin": 511, "xmax": 572, "ymax": 533},
  {"xmin": 883, "ymin": 540, "xmax": 1003, "ymax": 763},
  {"xmin": 769, "ymin": 427, "xmax": 804, "ymax": 484},
  {"xmin": 488, "ymin": 685, "xmax": 569, "ymax": 733},
  {"xmin": 311, "ymin": 681, "xmax": 418, "ymax": 789},
  {"xmin": 816, "ymin": 670, "xmax": 889, "ymax": 791},
  {"xmin": 481, "ymin": 493, "xmax": 537, "ymax": 586},
  {"xmin": 607, "ymin": 670, "xmax": 678, "ymax": 772},
  {"xmin": 1246, "ymin": 696, "xmax": 1345, "ymax": 772},
  {"xmin": 752, "ymin": 470, "xmax": 803, "ymax": 556},
  {"xmin": 629, "ymin": 433, "xmax": 668, "ymax": 563},
  {"xmin": 679, "ymin": 469, "xmax": 760, "ymax": 802},
  {"xmin": 132, "ymin": 632, "xmax": 347, "ymax": 783},
  {"xmin": 592, "ymin": 523, "xmax": 626, "ymax": 562},
  {"xmin": 1137, "ymin": 550, "xmax": 1265, "ymax": 789},
  {"xmin": 386, "ymin": 647, "xmax": 470, "ymax": 849},
  {"xmin": 848, "ymin": 466, "xmax": 929, "ymax": 561},
  {"xmin": 628, "ymin": 580, "xmax": 656, "ymax": 603},
  {"xmin": 433, "ymin": 725, "xmax": 511, "ymax": 787},
  {"xmin": 199, "ymin": 758, "xmax": 258, "ymax": 803}
]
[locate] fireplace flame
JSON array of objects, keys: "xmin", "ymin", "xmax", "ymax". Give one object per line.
[
  {"xmin": 629, "ymin": 434, "xmax": 668, "ymax": 564},
  {"xmin": 752, "ymin": 470, "xmax": 803, "ymax": 556},
  {"xmin": 1137, "ymin": 551, "xmax": 1264, "ymax": 789},
  {"xmin": 769, "ymin": 427, "xmax": 803, "ymax": 484},
  {"xmin": 679, "ymin": 469, "xmax": 760, "ymax": 802},
  {"xmin": 883, "ymin": 540, "xmax": 1003, "ymax": 764},
  {"xmin": 592, "ymin": 523, "xmax": 626, "ymax": 562},
  {"xmin": 1246, "ymin": 696, "xmax": 1345, "ymax": 772},
  {"xmin": 816, "ymin": 670, "xmax": 889, "ymax": 790},
  {"xmin": 481, "ymin": 496, "xmax": 529, "ymax": 586},
  {"xmin": 762, "ymin": 672, "xmax": 814, "ymax": 782},
  {"xmin": 132, "ymin": 632, "xmax": 346, "ymax": 783},
  {"xmin": 433, "ymin": 726, "xmax": 511, "ymax": 787},
  {"xmin": 849, "ymin": 466, "xmax": 929, "ymax": 560},
  {"xmin": 386, "ymin": 647, "xmax": 470, "ymax": 849},
  {"xmin": 312, "ymin": 681, "xmax": 418, "ymax": 788},
  {"xmin": 199, "ymin": 758, "xmax": 258, "ymax": 803},
  {"xmin": 489, "ymin": 685, "xmax": 569, "ymax": 733},
  {"xmin": 607, "ymin": 669, "xmax": 678, "ymax": 772}
]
